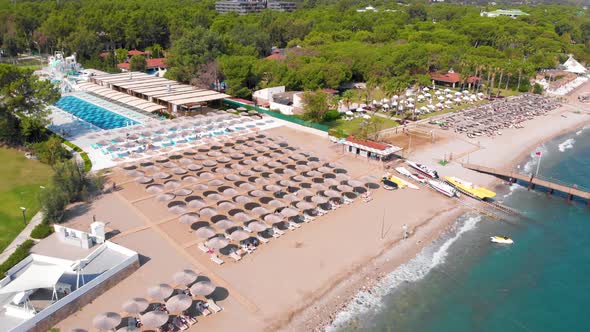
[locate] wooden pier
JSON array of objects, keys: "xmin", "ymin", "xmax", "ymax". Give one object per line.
[{"xmin": 462, "ymin": 163, "xmax": 590, "ymax": 206}]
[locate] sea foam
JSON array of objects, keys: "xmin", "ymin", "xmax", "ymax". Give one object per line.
[
  {"xmin": 558, "ymin": 138, "xmax": 575, "ymax": 152},
  {"xmin": 522, "ymin": 145, "xmax": 548, "ymax": 174},
  {"xmin": 326, "ymin": 215, "xmax": 482, "ymax": 331}
]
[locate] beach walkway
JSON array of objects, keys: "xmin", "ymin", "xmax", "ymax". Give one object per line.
[{"xmin": 462, "ymin": 163, "xmax": 590, "ymax": 205}]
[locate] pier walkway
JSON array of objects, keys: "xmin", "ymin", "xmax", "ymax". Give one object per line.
[{"xmin": 462, "ymin": 163, "xmax": 590, "ymax": 205}]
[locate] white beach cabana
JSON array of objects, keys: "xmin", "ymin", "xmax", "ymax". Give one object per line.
[{"xmin": 0, "ymin": 259, "xmax": 72, "ymax": 303}]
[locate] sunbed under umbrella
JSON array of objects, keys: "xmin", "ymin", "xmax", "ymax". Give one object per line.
[
  {"xmin": 93, "ymin": 312, "xmax": 121, "ymax": 330},
  {"xmin": 190, "ymin": 280, "xmax": 216, "ymax": 297},
  {"xmin": 140, "ymin": 311, "xmax": 169, "ymax": 328},
  {"xmin": 147, "ymin": 283, "xmax": 174, "ymax": 301},
  {"xmin": 122, "ymin": 297, "xmax": 149, "ymax": 315}
]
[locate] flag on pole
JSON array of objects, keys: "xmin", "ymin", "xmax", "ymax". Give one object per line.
[{"xmin": 535, "ymin": 151, "xmax": 542, "ymax": 156}]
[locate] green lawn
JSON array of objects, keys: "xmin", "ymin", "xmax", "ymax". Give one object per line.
[
  {"xmin": 0, "ymin": 148, "xmax": 52, "ymax": 252},
  {"xmin": 322, "ymin": 115, "xmax": 399, "ymax": 137}
]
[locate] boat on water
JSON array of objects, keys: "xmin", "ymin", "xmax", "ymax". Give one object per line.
[
  {"xmin": 444, "ymin": 176, "xmax": 496, "ymax": 201},
  {"xmin": 381, "ymin": 177, "xmax": 399, "ymax": 190},
  {"xmin": 428, "ymin": 180, "xmax": 458, "ymax": 198},
  {"xmin": 406, "ymin": 160, "xmax": 439, "ymax": 179},
  {"xmin": 490, "ymin": 236, "xmax": 513, "ymax": 244}
]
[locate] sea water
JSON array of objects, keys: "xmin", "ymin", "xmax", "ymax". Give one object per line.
[{"xmin": 329, "ymin": 125, "xmax": 590, "ymax": 332}]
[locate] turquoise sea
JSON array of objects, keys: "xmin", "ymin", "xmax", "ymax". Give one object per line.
[{"xmin": 329, "ymin": 125, "xmax": 590, "ymax": 332}]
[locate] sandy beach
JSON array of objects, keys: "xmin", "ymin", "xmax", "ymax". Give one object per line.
[{"xmin": 49, "ymin": 85, "xmax": 590, "ymax": 332}]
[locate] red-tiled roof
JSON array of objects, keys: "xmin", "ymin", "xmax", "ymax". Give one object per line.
[
  {"xmin": 429, "ymin": 71, "xmax": 461, "ymax": 83},
  {"xmin": 265, "ymin": 53, "xmax": 286, "ymax": 61},
  {"xmin": 99, "ymin": 52, "xmax": 110, "ymax": 58},
  {"xmin": 467, "ymin": 76, "xmax": 481, "ymax": 84},
  {"xmin": 346, "ymin": 135, "xmax": 389, "ymax": 151},
  {"xmin": 117, "ymin": 58, "xmax": 167, "ymax": 70},
  {"xmin": 128, "ymin": 49, "xmax": 146, "ymax": 56}
]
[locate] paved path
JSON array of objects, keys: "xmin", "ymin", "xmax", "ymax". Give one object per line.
[{"xmin": 0, "ymin": 212, "xmax": 44, "ymax": 264}]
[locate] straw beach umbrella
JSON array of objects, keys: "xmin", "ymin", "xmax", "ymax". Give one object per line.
[
  {"xmin": 173, "ymin": 269, "xmax": 198, "ymax": 286},
  {"xmin": 147, "ymin": 283, "xmax": 174, "ymax": 301},
  {"xmin": 194, "ymin": 226, "xmax": 216, "ymax": 239},
  {"xmin": 207, "ymin": 236, "xmax": 230, "ymax": 249},
  {"xmin": 190, "ymin": 280, "xmax": 216, "ymax": 297},
  {"xmin": 122, "ymin": 297, "xmax": 149, "ymax": 315},
  {"xmin": 229, "ymin": 229, "xmax": 250, "ymax": 241},
  {"xmin": 280, "ymin": 207, "xmax": 299, "ymax": 218},
  {"xmin": 246, "ymin": 221, "xmax": 269, "ymax": 232},
  {"xmin": 140, "ymin": 311, "xmax": 169, "ymax": 329},
  {"xmin": 166, "ymin": 294, "xmax": 193, "ymax": 313},
  {"xmin": 92, "ymin": 312, "xmax": 121, "ymax": 331}
]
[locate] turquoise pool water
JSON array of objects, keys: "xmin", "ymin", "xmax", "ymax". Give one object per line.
[{"xmin": 55, "ymin": 96, "xmax": 138, "ymax": 130}]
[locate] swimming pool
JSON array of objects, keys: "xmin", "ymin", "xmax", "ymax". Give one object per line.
[{"xmin": 54, "ymin": 96, "xmax": 138, "ymax": 130}]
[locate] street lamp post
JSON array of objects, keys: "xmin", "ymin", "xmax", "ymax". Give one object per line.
[{"xmin": 19, "ymin": 207, "xmax": 26, "ymax": 225}]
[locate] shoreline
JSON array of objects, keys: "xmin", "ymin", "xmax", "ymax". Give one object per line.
[{"xmin": 292, "ymin": 98, "xmax": 590, "ymax": 332}]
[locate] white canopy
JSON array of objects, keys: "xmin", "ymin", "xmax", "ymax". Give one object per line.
[
  {"xmin": 0, "ymin": 262, "xmax": 68, "ymax": 294},
  {"xmin": 563, "ymin": 55, "xmax": 587, "ymax": 74}
]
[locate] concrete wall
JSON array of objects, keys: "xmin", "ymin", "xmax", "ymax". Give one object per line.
[
  {"xmin": 269, "ymin": 102, "xmax": 294, "ymax": 115},
  {"xmin": 253, "ymin": 86, "xmax": 285, "ymax": 104}
]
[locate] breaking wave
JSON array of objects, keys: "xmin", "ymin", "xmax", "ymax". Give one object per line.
[
  {"xmin": 522, "ymin": 145, "xmax": 547, "ymax": 174},
  {"xmin": 558, "ymin": 138, "xmax": 575, "ymax": 152},
  {"xmin": 326, "ymin": 215, "xmax": 482, "ymax": 331}
]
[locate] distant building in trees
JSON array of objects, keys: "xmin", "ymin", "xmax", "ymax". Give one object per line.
[
  {"xmin": 215, "ymin": 0, "xmax": 296, "ymax": 14},
  {"xmin": 117, "ymin": 58, "xmax": 167, "ymax": 72},
  {"xmin": 429, "ymin": 69, "xmax": 461, "ymax": 88},
  {"xmin": 480, "ymin": 9, "xmax": 529, "ymax": 18}
]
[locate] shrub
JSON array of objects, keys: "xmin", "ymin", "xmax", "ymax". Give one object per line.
[
  {"xmin": 323, "ymin": 109, "xmax": 340, "ymax": 122},
  {"xmin": 0, "ymin": 240, "xmax": 34, "ymax": 277},
  {"xmin": 30, "ymin": 223, "xmax": 53, "ymax": 239},
  {"xmin": 533, "ymin": 83, "xmax": 543, "ymax": 94},
  {"xmin": 31, "ymin": 136, "xmax": 71, "ymax": 166},
  {"xmin": 328, "ymin": 128, "xmax": 347, "ymax": 138}
]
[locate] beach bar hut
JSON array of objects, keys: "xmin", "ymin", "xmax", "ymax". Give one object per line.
[{"xmin": 337, "ymin": 136, "xmax": 402, "ymax": 161}]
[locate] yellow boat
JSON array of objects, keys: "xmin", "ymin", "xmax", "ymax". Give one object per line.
[
  {"xmin": 387, "ymin": 175, "xmax": 408, "ymax": 189},
  {"xmin": 444, "ymin": 176, "xmax": 496, "ymax": 200}
]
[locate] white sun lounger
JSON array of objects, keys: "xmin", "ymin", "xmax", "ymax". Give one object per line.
[
  {"xmin": 289, "ymin": 221, "xmax": 301, "ymax": 229},
  {"xmin": 242, "ymin": 226, "xmax": 253, "ymax": 233},
  {"xmin": 229, "ymin": 252, "xmax": 242, "ymax": 262},
  {"xmin": 198, "ymin": 242, "xmax": 209, "ymax": 253},
  {"xmin": 256, "ymin": 235, "xmax": 270, "ymax": 244},
  {"xmin": 207, "ymin": 299, "xmax": 223, "ymax": 313},
  {"xmin": 273, "ymin": 227, "xmax": 285, "ymax": 236},
  {"xmin": 210, "ymin": 254, "xmax": 224, "ymax": 265}
]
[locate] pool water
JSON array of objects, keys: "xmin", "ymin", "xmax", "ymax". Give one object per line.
[{"xmin": 55, "ymin": 96, "xmax": 138, "ymax": 130}]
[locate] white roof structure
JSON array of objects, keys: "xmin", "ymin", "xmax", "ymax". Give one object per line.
[
  {"xmin": 0, "ymin": 260, "xmax": 70, "ymax": 295},
  {"xmin": 77, "ymin": 82, "xmax": 166, "ymax": 113},
  {"xmin": 89, "ymin": 72, "xmax": 230, "ymax": 110},
  {"xmin": 563, "ymin": 55, "xmax": 587, "ymax": 74}
]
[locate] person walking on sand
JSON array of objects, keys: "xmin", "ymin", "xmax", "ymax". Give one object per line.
[{"xmin": 403, "ymin": 224, "xmax": 409, "ymax": 239}]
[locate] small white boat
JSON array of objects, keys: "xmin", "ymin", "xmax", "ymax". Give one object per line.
[
  {"xmin": 410, "ymin": 173, "xmax": 427, "ymax": 184},
  {"xmin": 428, "ymin": 180, "xmax": 458, "ymax": 197},
  {"xmin": 407, "ymin": 160, "xmax": 439, "ymax": 179},
  {"xmin": 490, "ymin": 236, "xmax": 513, "ymax": 244}
]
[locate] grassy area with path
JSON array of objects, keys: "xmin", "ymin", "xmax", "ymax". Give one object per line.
[
  {"xmin": 322, "ymin": 115, "xmax": 399, "ymax": 137},
  {"xmin": 0, "ymin": 147, "xmax": 52, "ymax": 252}
]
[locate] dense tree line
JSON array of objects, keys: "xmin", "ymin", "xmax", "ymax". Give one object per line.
[{"xmin": 2, "ymin": 1, "xmax": 590, "ymax": 98}]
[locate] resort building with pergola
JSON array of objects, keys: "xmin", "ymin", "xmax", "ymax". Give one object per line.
[{"xmin": 89, "ymin": 72, "xmax": 229, "ymax": 114}]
